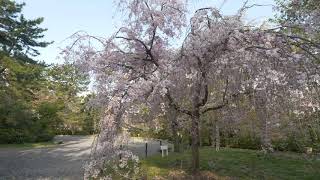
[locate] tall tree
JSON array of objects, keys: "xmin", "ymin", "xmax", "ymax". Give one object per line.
[
  {"xmin": 0, "ymin": 54, "xmax": 48, "ymax": 143},
  {"xmin": 274, "ymin": 0, "xmax": 319, "ymax": 63},
  {"xmin": 69, "ymin": 1, "xmax": 319, "ymax": 177},
  {"xmin": 0, "ymin": 0, "xmax": 55, "ymax": 143},
  {"xmin": 45, "ymin": 63, "xmax": 91, "ymax": 134},
  {"xmin": 0, "ymin": 0, "xmax": 51, "ymax": 62}
]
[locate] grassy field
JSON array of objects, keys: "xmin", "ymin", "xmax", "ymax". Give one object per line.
[
  {"xmin": 141, "ymin": 147, "xmax": 320, "ymax": 179},
  {"xmin": 0, "ymin": 141, "xmax": 56, "ymax": 149}
]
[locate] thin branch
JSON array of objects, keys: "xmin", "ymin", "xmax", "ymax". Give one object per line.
[
  {"xmin": 222, "ymin": 77, "xmax": 229, "ymax": 103},
  {"xmin": 165, "ymin": 88, "xmax": 192, "ymax": 116},
  {"xmin": 201, "ymin": 104, "xmax": 225, "ymax": 114},
  {"xmin": 243, "ymin": 3, "xmax": 275, "ymax": 9},
  {"xmin": 201, "ymin": 89, "xmax": 251, "ymax": 114},
  {"xmin": 144, "ymin": 1, "xmax": 158, "ymax": 50},
  {"xmin": 115, "ymin": 36, "xmax": 159, "ymax": 67},
  {"xmin": 115, "ymin": 36, "xmax": 149, "ymax": 52},
  {"xmin": 245, "ymin": 46, "xmax": 273, "ymax": 51},
  {"xmin": 198, "ymin": 83, "xmax": 208, "ymax": 107}
]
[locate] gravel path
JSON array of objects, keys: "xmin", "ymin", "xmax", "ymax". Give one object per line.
[
  {"xmin": 0, "ymin": 136, "xmax": 168, "ymax": 180},
  {"xmin": 0, "ymin": 136, "xmax": 94, "ymax": 180}
]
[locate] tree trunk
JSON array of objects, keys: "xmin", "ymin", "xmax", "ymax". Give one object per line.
[
  {"xmin": 173, "ymin": 132, "xmax": 180, "ymax": 153},
  {"xmin": 210, "ymin": 120, "xmax": 215, "ymax": 148},
  {"xmin": 168, "ymin": 105, "xmax": 180, "ymax": 152},
  {"xmin": 249, "ymin": 93, "xmax": 257, "ymax": 139},
  {"xmin": 254, "ymin": 90, "xmax": 273, "ymax": 153},
  {"xmin": 191, "ymin": 112, "xmax": 200, "ymax": 174},
  {"xmin": 215, "ymin": 120, "xmax": 220, "ymax": 151},
  {"xmin": 261, "ymin": 111, "xmax": 272, "ymax": 152},
  {"xmin": 210, "ymin": 117, "xmax": 220, "ymax": 151}
]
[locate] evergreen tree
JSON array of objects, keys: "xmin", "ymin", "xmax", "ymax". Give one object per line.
[{"xmin": 0, "ymin": 0, "xmax": 52, "ymax": 62}]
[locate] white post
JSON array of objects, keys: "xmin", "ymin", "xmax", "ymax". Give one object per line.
[{"xmin": 160, "ymin": 145, "xmax": 168, "ymax": 157}]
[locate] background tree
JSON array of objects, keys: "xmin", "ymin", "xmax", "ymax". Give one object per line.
[
  {"xmin": 274, "ymin": 0, "xmax": 319, "ymax": 63},
  {"xmin": 45, "ymin": 63, "xmax": 93, "ymax": 135},
  {"xmin": 0, "ymin": 0, "xmax": 54, "ymax": 143},
  {"xmin": 0, "ymin": 0, "xmax": 96, "ymax": 143},
  {"xmin": 0, "ymin": 0, "xmax": 52, "ymax": 61},
  {"xmin": 0, "ymin": 54, "xmax": 49, "ymax": 143}
]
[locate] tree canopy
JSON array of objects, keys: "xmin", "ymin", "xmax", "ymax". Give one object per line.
[
  {"xmin": 0, "ymin": 0, "xmax": 96, "ymax": 144},
  {"xmin": 65, "ymin": 0, "xmax": 319, "ymax": 178},
  {"xmin": 0, "ymin": 0, "xmax": 51, "ymax": 62}
]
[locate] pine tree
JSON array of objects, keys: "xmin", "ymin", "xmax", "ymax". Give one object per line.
[{"xmin": 0, "ymin": 0, "xmax": 52, "ymax": 62}]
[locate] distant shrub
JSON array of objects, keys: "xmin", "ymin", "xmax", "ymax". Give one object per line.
[
  {"xmin": 226, "ymin": 134, "xmax": 261, "ymax": 150},
  {"xmin": 272, "ymin": 134, "xmax": 313, "ymax": 153},
  {"xmin": 0, "ymin": 128, "xmax": 36, "ymax": 144}
]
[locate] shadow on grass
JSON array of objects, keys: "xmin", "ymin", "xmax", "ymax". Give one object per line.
[{"xmin": 141, "ymin": 147, "xmax": 320, "ymax": 180}]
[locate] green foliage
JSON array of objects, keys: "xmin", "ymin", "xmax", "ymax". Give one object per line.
[
  {"xmin": 129, "ymin": 115, "xmax": 173, "ymax": 140},
  {"xmin": 0, "ymin": 0, "xmax": 52, "ymax": 60},
  {"xmin": 80, "ymin": 97, "xmax": 100, "ymax": 135},
  {"xmin": 273, "ymin": 0, "xmax": 320, "ymax": 63},
  {"xmin": 35, "ymin": 101, "xmax": 62, "ymax": 141},
  {"xmin": 225, "ymin": 134, "xmax": 261, "ymax": 150},
  {"xmin": 200, "ymin": 123, "xmax": 211, "ymax": 146},
  {"xmin": 273, "ymin": 133, "xmax": 320, "ymax": 153},
  {"xmin": 0, "ymin": 54, "xmax": 48, "ymax": 143},
  {"xmin": 129, "ymin": 127, "xmax": 171, "ymax": 140},
  {"xmin": 0, "ymin": 54, "xmax": 97, "ymax": 143},
  {"xmin": 274, "ymin": 0, "xmax": 320, "ymax": 24},
  {"xmin": 43, "ymin": 63, "xmax": 99, "ymax": 135},
  {"xmin": 48, "ymin": 63, "xmax": 89, "ymax": 97},
  {"xmin": 0, "ymin": 1, "xmax": 97, "ymax": 144}
]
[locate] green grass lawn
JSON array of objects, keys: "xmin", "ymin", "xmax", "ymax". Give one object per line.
[
  {"xmin": 0, "ymin": 141, "xmax": 56, "ymax": 149},
  {"xmin": 141, "ymin": 147, "xmax": 320, "ymax": 179}
]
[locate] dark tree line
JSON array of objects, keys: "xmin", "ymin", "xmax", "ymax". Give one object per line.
[{"xmin": 0, "ymin": 0, "xmax": 98, "ymax": 144}]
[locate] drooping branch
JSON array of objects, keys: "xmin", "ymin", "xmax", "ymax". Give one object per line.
[
  {"xmin": 165, "ymin": 88, "xmax": 192, "ymax": 116},
  {"xmin": 201, "ymin": 104, "xmax": 226, "ymax": 114},
  {"xmin": 196, "ymin": 56, "xmax": 209, "ymax": 107},
  {"xmin": 115, "ymin": 36, "xmax": 149, "ymax": 52},
  {"xmin": 201, "ymin": 87, "xmax": 251, "ymax": 115},
  {"xmin": 115, "ymin": 36, "xmax": 159, "ymax": 67},
  {"xmin": 222, "ymin": 77, "xmax": 229, "ymax": 103},
  {"xmin": 201, "ymin": 78, "xmax": 229, "ymax": 114},
  {"xmin": 144, "ymin": 1, "xmax": 158, "ymax": 51},
  {"xmin": 198, "ymin": 83, "xmax": 209, "ymax": 107},
  {"xmin": 66, "ymin": 31, "xmax": 107, "ymax": 50}
]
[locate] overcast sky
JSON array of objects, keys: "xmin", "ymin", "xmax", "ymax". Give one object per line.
[{"xmin": 18, "ymin": 0, "xmax": 275, "ymax": 64}]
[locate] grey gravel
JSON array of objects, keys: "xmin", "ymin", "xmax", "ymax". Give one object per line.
[
  {"xmin": 0, "ymin": 136, "xmax": 94, "ymax": 180},
  {"xmin": 0, "ymin": 136, "xmax": 168, "ymax": 180}
]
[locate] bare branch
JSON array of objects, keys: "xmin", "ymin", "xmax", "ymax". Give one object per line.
[
  {"xmin": 165, "ymin": 88, "xmax": 192, "ymax": 116},
  {"xmin": 201, "ymin": 103, "xmax": 225, "ymax": 114},
  {"xmin": 115, "ymin": 36, "xmax": 159, "ymax": 67},
  {"xmin": 115, "ymin": 36, "xmax": 149, "ymax": 52},
  {"xmin": 201, "ymin": 89, "xmax": 251, "ymax": 114}
]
